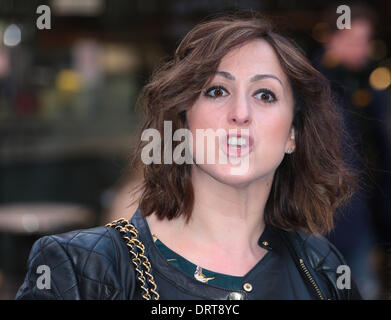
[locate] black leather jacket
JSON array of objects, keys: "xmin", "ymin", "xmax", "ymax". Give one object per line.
[{"xmin": 15, "ymin": 208, "xmax": 361, "ymax": 300}]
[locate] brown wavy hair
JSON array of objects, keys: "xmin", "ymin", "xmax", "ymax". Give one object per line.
[{"xmin": 130, "ymin": 11, "xmax": 358, "ymax": 235}]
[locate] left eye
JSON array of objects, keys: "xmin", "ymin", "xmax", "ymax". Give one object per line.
[{"xmin": 255, "ymin": 90, "xmax": 276, "ymax": 103}]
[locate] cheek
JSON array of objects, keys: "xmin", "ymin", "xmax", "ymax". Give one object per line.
[
  {"xmin": 187, "ymin": 103, "xmax": 228, "ymax": 165},
  {"xmin": 187, "ymin": 103, "xmax": 219, "ymax": 131},
  {"xmin": 254, "ymin": 112, "xmax": 292, "ymax": 150}
]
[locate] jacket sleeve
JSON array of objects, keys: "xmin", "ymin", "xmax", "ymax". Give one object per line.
[{"xmin": 15, "ymin": 235, "xmax": 81, "ymax": 300}]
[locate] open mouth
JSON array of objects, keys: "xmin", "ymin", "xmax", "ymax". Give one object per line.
[{"xmin": 222, "ymin": 132, "xmax": 254, "ymax": 158}]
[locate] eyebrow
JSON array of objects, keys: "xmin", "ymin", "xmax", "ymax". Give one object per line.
[{"xmin": 216, "ymin": 71, "xmax": 284, "ymax": 87}]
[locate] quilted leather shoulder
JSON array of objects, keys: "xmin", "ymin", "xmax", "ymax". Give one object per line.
[
  {"xmin": 281, "ymin": 229, "xmax": 362, "ymax": 300},
  {"xmin": 15, "ymin": 226, "xmax": 136, "ymax": 300},
  {"xmin": 295, "ymin": 231, "xmax": 346, "ymax": 269}
]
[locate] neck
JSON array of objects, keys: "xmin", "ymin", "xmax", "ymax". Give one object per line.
[{"xmin": 175, "ymin": 166, "xmax": 274, "ymax": 254}]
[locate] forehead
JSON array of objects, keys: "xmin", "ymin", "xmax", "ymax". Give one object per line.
[{"xmin": 217, "ymin": 39, "xmax": 289, "ymax": 82}]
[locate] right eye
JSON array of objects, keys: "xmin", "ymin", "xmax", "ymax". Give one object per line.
[{"xmin": 203, "ymin": 86, "xmax": 229, "ymax": 99}]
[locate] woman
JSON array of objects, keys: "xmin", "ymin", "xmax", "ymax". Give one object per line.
[{"xmin": 16, "ymin": 12, "xmax": 362, "ymax": 300}]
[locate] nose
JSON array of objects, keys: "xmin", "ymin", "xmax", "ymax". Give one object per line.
[{"xmin": 227, "ymin": 94, "xmax": 252, "ymax": 126}]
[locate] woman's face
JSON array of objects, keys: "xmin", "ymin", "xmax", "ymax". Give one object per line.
[{"xmin": 186, "ymin": 39, "xmax": 296, "ymax": 187}]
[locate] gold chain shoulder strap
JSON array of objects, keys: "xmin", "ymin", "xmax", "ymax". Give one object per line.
[{"xmin": 106, "ymin": 218, "xmax": 160, "ymax": 300}]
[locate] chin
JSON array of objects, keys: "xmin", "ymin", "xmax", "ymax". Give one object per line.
[{"xmin": 197, "ymin": 162, "xmax": 261, "ymax": 188}]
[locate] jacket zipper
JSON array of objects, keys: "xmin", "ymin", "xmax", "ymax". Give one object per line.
[{"xmin": 298, "ymin": 258, "xmax": 325, "ymax": 300}]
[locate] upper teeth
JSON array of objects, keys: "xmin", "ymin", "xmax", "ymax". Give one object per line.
[{"xmin": 228, "ymin": 137, "xmax": 247, "ymax": 146}]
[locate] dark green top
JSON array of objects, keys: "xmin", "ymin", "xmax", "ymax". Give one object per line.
[{"xmin": 152, "ymin": 234, "xmax": 244, "ymax": 290}]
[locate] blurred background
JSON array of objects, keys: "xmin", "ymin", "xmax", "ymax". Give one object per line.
[{"xmin": 0, "ymin": 0, "xmax": 390, "ymax": 300}]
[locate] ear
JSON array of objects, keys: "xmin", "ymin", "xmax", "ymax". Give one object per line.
[
  {"xmin": 285, "ymin": 127, "xmax": 296, "ymax": 154},
  {"xmin": 290, "ymin": 127, "xmax": 295, "ymax": 141}
]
